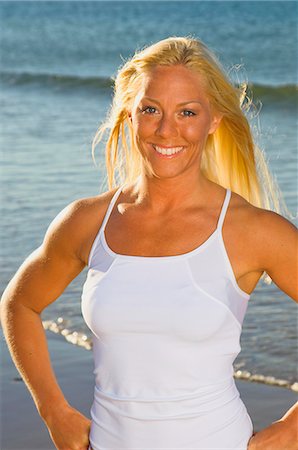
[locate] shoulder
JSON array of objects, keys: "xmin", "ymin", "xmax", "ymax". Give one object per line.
[
  {"xmin": 229, "ymin": 190, "xmax": 296, "ymax": 239},
  {"xmin": 249, "ymin": 204, "xmax": 297, "ymax": 267},
  {"xmin": 54, "ymin": 188, "xmax": 118, "ymax": 226},
  {"xmin": 43, "ymin": 187, "xmax": 119, "ymax": 265},
  {"xmin": 243, "ymin": 198, "xmax": 297, "ymax": 249},
  {"xmin": 254, "ymin": 207, "xmax": 297, "ymax": 300},
  {"xmin": 230, "ymin": 190, "xmax": 297, "ymax": 300}
]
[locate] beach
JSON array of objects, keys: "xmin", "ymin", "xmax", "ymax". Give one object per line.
[
  {"xmin": 1, "ymin": 328, "xmax": 297, "ymax": 450},
  {"xmin": 1, "ymin": 1, "xmax": 297, "ymax": 449},
  {"xmin": 1, "ymin": 0, "xmax": 297, "ymax": 387}
]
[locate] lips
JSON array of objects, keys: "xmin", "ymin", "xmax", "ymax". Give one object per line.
[{"xmin": 152, "ymin": 144, "xmax": 185, "ymax": 158}]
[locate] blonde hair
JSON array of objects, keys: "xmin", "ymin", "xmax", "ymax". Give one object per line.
[
  {"xmin": 92, "ymin": 37, "xmax": 293, "ymax": 284},
  {"xmin": 92, "ymin": 35, "xmax": 293, "ymax": 283}
]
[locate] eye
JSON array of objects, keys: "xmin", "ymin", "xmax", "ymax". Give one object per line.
[
  {"xmin": 141, "ymin": 106, "xmax": 158, "ymax": 114},
  {"xmin": 181, "ymin": 110, "xmax": 196, "ymax": 117}
]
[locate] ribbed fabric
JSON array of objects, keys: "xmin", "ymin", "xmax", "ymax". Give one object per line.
[{"xmin": 81, "ymin": 186, "xmax": 253, "ymax": 450}]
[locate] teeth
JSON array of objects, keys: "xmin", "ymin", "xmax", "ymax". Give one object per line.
[{"xmin": 153, "ymin": 145, "xmax": 184, "ymax": 156}]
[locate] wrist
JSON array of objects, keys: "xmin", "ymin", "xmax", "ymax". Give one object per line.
[
  {"xmin": 38, "ymin": 395, "xmax": 70, "ymax": 422},
  {"xmin": 248, "ymin": 432, "xmax": 258, "ymax": 450}
]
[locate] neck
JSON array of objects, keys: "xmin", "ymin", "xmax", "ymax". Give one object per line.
[{"xmin": 128, "ymin": 173, "xmax": 215, "ymax": 215}]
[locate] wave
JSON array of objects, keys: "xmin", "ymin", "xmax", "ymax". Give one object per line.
[
  {"xmin": 0, "ymin": 70, "xmax": 113, "ymax": 90},
  {"xmin": 43, "ymin": 318, "xmax": 298, "ymax": 393},
  {"xmin": 246, "ymin": 83, "xmax": 297, "ymax": 103},
  {"xmin": 1, "ymin": 70, "xmax": 297, "ymax": 101}
]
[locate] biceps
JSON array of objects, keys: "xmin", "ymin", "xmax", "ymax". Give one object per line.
[
  {"xmin": 2, "ymin": 246, "xmax": 85, "ymax": 314},
  {"xmin": 262, "ymin": 223, "xmax": 298, "ymax": 301}
]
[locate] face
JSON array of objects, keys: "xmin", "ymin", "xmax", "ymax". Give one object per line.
[{"xmin": 128, "ymin": 64, "xmax": 222, "ymax": 180}]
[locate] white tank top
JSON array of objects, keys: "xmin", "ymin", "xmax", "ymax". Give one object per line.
[{"xmin": 81, "ymin": 185, "xmax": 254, "ymax": 450}]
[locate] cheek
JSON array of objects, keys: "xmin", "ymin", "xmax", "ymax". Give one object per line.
[
  {"xmin": 183, "ymin": 119, "xmax": 210, "ymax": 143},
  {"xmin": 134, "ymin": 116, "xmax": 159, "ymax": 141}
]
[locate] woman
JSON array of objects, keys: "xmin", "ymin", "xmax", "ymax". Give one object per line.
[{"xmin": 1, "ymin": 36, "xmax": 297, "ymax": 450}]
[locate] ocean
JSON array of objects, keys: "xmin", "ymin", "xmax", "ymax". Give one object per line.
[{"xmin": 1, "ymin": 1, "xmax": 297, "ymax": 389}]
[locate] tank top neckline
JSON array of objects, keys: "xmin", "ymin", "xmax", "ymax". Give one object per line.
[{"xmin": 100, "ymin": 185, "xmax": 232, "ymax": 262}]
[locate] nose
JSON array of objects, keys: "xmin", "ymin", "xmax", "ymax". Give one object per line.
[{"xmin": 155, "ymin": 113, "xmax": 179, "ymax": 139}]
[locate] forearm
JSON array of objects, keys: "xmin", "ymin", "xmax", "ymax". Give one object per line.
[
  {"xmin": 279, "ymin": 401, "xmax": 298, "ymax": 426},
  {"xmin": 1, "ymin": 299, "xmax": 69, "ymax": 419},
  {"xmin": 249, "ymin": 401, "xmax": 298, "ymax": 450},
  {"xmin": 278, "ymin": 401, "xmax": 298, "ymax": 444}
]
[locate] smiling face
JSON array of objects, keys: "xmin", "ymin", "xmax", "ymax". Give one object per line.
[{"xmin": 129, "ymin": 64, "xmax": 222, "ymax": 181}]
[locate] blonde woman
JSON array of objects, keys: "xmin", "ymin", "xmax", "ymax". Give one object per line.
[{"xmin": 1, "ymin": 36, "xmax": 297, "ymax": 450}]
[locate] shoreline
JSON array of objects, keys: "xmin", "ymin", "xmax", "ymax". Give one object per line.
[
  {"xmin": 1, "ymin": 329, "xmax": 297, "ymax": 450},
  {"xmin": 42, "ymin": 319, "xmax": 298, "ymax": 392}
]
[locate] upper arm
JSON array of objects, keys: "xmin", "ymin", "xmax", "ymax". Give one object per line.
[
  {"xmin": 255, "ymin": 210, "xmax": 298, "ymax": 302},
  {"xmin": 1, "ymin": 199, "xmax": 89, "ymax": 314}
]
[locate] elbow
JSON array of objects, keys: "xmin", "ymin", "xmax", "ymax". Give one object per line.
[{"xmin": 1, "ymin": 288, "xmax": 41, "ymax": 331}]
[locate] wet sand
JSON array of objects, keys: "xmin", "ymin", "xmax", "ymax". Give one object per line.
[{"xmin": 1, "ymin": 329, "xmax": 297, "ymax": 450}]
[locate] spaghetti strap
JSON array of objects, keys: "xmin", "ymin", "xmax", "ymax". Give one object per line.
[
  {"xmin": 100, "ymin": 185, "xmax": 123, "ymax": 232},
  {"xmin": 216, "ymin": 188, "xmax": 231, "ymax": 231},
  {"xmin": 81, "ymin": 183, "xmax": 252, "ymax": 450},
  {"xmin": 87, "ymin": 185, "xmax": 123, "ymax": 267}
]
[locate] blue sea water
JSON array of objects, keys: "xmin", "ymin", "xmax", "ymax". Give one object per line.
[{"xmin": 0, "ymin": 1, "xmax": 297, "ymax": 386}]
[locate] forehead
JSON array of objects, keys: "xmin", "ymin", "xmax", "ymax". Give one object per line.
[{"xmin": 138, "ymin": 65, "xmax": 208, "ymax": 99}]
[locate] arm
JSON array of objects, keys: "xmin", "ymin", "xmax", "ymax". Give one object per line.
[
  {"xmin": 256, "ymin": 210, "xmax": 297, "ymax": 302},
  {"xmin": 248, "ymin": 402, "xmax": 298, "ymax": 450},
  {"xmin": 248, "ymin": 210, "xmax": 298, "ymax": 450},
  {"xmin": 1, "ymin": 199, "xmax": 92, "ymax": 449}
]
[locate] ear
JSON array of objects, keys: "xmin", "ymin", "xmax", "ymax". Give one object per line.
[
  {"xmin": 208, "ymin": 112, "xmax": 223, "ymax": 135},
  {"xmin": 127, "ymin": 111, "xmax": 132, "ymax": 122}
]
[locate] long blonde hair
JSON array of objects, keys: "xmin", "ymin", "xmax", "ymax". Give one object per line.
[
  {"xmin": 92, "ymin": 37, "xmax": 293, "ymax": 284},
  {"xmin": 92, "ymin": 36, "xmax": 292, "ymax": 283}
]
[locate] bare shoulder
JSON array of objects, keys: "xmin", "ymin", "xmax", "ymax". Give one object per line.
[
  {"xmin": 230, "ymin": 190, "xmax": 296, "ymax": 240},
  {"xmin": 230, "ymin": 190, "xmax": 297, "ymax": 300},
  {"xmin": 241, "ymin": 197, "xmax": 297, "ymax": 248},
  {"xmin": 45, "ymin": 187, "xmax": 119, "ymax": 265},
  {"xmin": 248, "ymin": 202, "xmax": 297, "ymax": 266},
  {"xmin": 0, "ymin": 188, "xmax": 120, "ymax": 314}
]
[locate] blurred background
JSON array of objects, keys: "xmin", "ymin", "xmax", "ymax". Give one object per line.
[{"xmin": 1, "ymin": 1, "xmax": 297, "ymax": 387}]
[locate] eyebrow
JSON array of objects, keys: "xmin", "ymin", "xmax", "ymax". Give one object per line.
[{"xmin": 141, "ymin": 97, "xmax": 202, "ymax": 106}]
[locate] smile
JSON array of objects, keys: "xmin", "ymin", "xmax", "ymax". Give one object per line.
[{"xmin": 152, "ymin": 144, "xmax": 185, "ymax": 158}]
